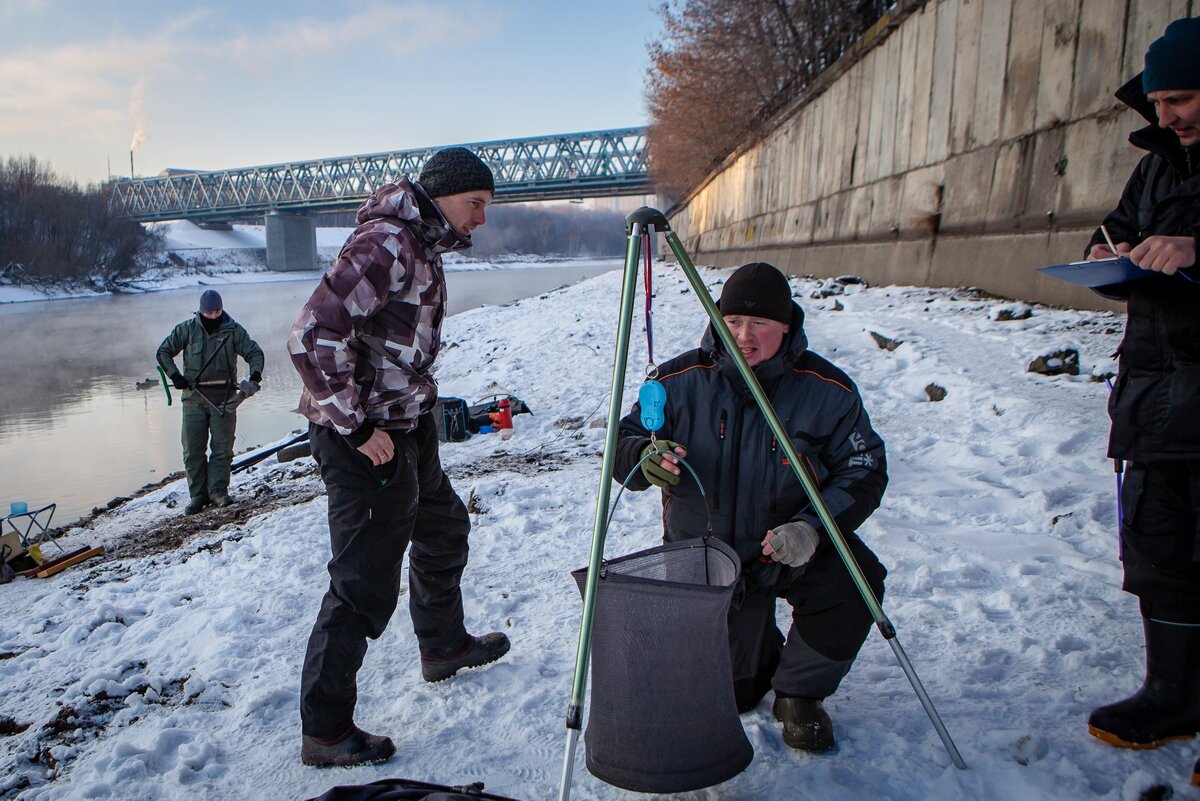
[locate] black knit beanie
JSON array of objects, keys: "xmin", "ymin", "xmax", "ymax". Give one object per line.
[
  {"xmin": 1143, "ymin": 17, "xmax": 1200, "ymax": 93},
  {"xmin": 718, "ymin": 262, "xmax": 793, "ymax": 324},
  {"xmin": 418, "ymin": 147, "xmax": 495, "ymax": 199}
]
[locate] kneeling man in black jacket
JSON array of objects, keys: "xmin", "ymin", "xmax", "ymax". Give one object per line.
[{"xmin": 615, "ymin": 262, "xmax": 887, "ymax": 752}]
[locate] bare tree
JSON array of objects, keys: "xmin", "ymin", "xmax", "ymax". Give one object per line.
[
  {"xmin": 647, "ymin": 0, "xmax": 893, "ymax": 198},
  {"xmin": 0, "ymin": 155, "xmax": 157, "ymax": 284}
]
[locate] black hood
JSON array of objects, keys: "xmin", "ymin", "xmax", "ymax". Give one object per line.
[{"xmin": 1117, "ymin": 72, "xmax": 1199, "ymax": 174}]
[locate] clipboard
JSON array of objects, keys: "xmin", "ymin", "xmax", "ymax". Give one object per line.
[{"xmin": 1037, "ymin": 257, "xmax": 1149, "ymax": 287}]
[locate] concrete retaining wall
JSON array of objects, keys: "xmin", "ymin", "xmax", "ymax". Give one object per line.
[{"xmin": 666, "ymin": 0, "xmax": 1198, "ymax": 310}]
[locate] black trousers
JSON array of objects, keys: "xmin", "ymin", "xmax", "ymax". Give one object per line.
[
  {"xmin": 300, "ymin": 414, "xmax": 471, "ymax": 738},
  {"xmin": 730, "ymin": 532, "xmax": 886, "ymax": 709},
  {"xmin": 1120, "ymin": 461, "xmax": 1200, "ymax": 624}
]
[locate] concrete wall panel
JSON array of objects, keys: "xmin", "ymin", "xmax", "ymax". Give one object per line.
[
  {"xmin": 1020, "ymin": 125, "xmax": 1066, "ymax": 228},
  {"xmin": 1000, "ymin": 0, "xmax": 1045, "ymax": 140},
  {"xmin": 972, "ymin": 0, "xmax": 1012, "ymax": 147},
  {"xmin": 854, "ymin": 52, "xmax": 875, "ymax": 186},
  {"xmin": 1057, "ymin": 114, "xmax": 1142, "ymax": 225},
  {"xmin": 950, "ymin": 0, "xmax": 984, "ymax": 152},
  {"xmin": 879, "ymin": 30, "xmax": 903, "ymax": 178},
  {"xmin": 894, "ymin": 19, "xmax": 918, "ymax": 175},
  {"xmin": 927, "ymin": 0, "xmax": 957, "ymax": 164},
  {"xmin": 908, "ymin": 5, "xmax": 936, "ymax": 168},
  {"xmin": 899, "ymin": 163, "xmax": 945, "ymax": 235},
  {"xmin": 1034, "ymin": 0, "xmax": 1079, "ymax": 129},
  {"xmin": 940, "ymin": 146, "xmax": 998, "ymax": 232},
  {"xmin": 1072, "ymin": 0, "xmax": 1129, "ymax": 118}
]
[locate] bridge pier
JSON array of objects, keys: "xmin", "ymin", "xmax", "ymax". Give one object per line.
[{"xmin": 265, "ymin": 212, "xmax": 317, "ymax": 272}]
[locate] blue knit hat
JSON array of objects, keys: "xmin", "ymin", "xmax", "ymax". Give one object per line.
[
  {"xmin": 199, "ymin": 289, "xmax": 222, "ymax": 313},
  {"xmin": 1143, "ymin": 17, "xmax": 1200, "ymax": 93}
]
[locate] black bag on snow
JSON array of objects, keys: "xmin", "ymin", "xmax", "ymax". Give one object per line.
[
  {"xmin": 305, "ymin": 778, "xmax": 521, "ymax": 801},
  {"xmin": 434, "ymin": 397, "xmax": 470, "ymax": 442}
]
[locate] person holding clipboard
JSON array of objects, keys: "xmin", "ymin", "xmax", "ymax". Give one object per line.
[{"xmin": 1081, "ymin": 17, "xmax": 1200, "ymax": 781}]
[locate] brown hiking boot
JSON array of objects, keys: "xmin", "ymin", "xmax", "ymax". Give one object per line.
[
  {"xmin": 301, "ymin": 726, "xmax": 395, "ymax": 767},
  {"xmin": 421, "ymin": 632, "xmax": 511, "ymax": 682},
  {"xmin": 773, "ymin": 696, "xmax": 836, "ymax": 752}
]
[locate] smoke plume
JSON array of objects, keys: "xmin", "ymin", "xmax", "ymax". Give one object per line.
[{"xmin": 129, "ymin": 80, "xmax": 150, "ymax": 152}]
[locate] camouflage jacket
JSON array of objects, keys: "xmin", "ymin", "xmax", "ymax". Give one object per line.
[{"xmin": 288, "ymin": 178, "xmax": 470, "ymax": 443}]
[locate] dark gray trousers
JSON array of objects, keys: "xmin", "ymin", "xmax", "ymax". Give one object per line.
[
  {"xmin": 1120, "ymin": 461, "xmax": 1200, "ymax": 624},
  {"xmin": 181, "ymin": 395, "xmax": 236, "ymax": 502},
  {"xmin": 731, "ymin": 532, "xmax": 886, "ymax": 709},
  {"xmin": 300, "ymin": 413, "xmax": 471, "ymax": 738}
]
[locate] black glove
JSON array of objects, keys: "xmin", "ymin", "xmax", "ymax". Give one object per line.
[
  {"xmin": 639, "ymin": 439, "xmax": 684, "ymax": 488},
  {"xmin": 238, "ymin": 379, "xmax": 260, "ymax": 397},
  {"xmin": 170, "ymin": 373, "xmax": 189, "ymax": 390}
]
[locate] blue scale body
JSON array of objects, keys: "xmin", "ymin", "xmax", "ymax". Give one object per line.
[{"xmin": 639, "ymin": 380, "xmax": 667, "ymax": 432}]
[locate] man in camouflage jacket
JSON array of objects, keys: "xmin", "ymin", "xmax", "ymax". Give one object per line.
[{"xmin": 288, "ymin": 148, "xmax": 510, "ymax": 768}]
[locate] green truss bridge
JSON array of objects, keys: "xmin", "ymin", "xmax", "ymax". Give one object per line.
[{"xmin": 109, "ymin": 127, "xmax": 650, "ymax": 225}]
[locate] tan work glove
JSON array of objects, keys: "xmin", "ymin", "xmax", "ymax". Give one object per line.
[{"xmin": 762, "ymin": 521, "xmax": 819, "ymax": 567}]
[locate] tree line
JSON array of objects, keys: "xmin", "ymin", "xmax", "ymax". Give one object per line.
[
  {"xmin": 0, "ymin": 155, "xmax": 156, "ymax": 286},
  {"xmin": 646, "ymin": 0, "xmax": 893, "ymax": 199}
]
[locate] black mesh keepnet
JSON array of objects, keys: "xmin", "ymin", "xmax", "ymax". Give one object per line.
[{"xmin": 572, "ymin": 537, "xmax": 753, "ymax": 793}]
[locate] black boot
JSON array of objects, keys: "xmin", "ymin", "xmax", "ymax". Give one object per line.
[
  {"xmin": 184, "ymin": 497, "xmax": 209, "ymax": 515},
  {"xmin": 301, "ymin": 726, "xmax": 394, "ymax": 767},
  {"xmin": 773, "ymin": 696, "xmax": 835, "ymax": 752},
  {"xmin": 421, "ymin": 632, "xmax": 511, "ymax": 682},
  {"xmin": 1088, "ymin": 618, "xmax": 1200, "ymax": 749}
]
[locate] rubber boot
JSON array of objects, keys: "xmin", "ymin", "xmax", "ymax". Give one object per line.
[
  {"xmin": 773, "ymin": 696, "xmax": 835, "ymax": 752},
  {"xmin": 1088, "ymin": 618, "xmax": 1200, "ymax": 749}
]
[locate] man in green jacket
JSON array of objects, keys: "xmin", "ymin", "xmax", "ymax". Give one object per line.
[{"xmin": 157, "ymin": 290, "xmax": 264, "ymax": 514}]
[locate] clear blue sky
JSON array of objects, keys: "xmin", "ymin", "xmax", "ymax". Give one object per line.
[{"xmin": 0, "ymin": 0, "xmax": 662, "ymax": 186}]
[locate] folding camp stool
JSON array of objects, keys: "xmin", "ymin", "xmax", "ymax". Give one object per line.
[{"xmin": 3, "ymin": 503, "xmax": 65, "ymax": 556}]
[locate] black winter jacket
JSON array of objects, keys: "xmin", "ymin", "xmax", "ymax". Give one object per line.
[
  {"xmin": 1089, "ymin": 75, "xmax": 1200, "ymax": 461},
  {"xmin": 615, "ymin": 302, "xmax": 887, "ymax": 564}
]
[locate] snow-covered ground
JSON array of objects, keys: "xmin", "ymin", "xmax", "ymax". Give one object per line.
[
  {"xmin": 0, "ymin": 264, "xmax": 1185, "ymax": 801},
  {"xmin": 0, "ymin": 221, "xmax": 583, "ymax": 304}
]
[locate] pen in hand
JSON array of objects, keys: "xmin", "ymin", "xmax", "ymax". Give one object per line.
[{"xmin": 1100, "ymin": 225, "xmax": 1120, "ymax": 257}]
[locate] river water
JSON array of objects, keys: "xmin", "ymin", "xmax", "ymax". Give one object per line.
[{"xmin": 0, "ymin": 261, "xmax": 619, "ymax": 527}]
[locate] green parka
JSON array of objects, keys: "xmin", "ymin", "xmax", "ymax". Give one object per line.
[{"xmin": 157, "ymin": 312, "xmax": 264, "ymax": 396}]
